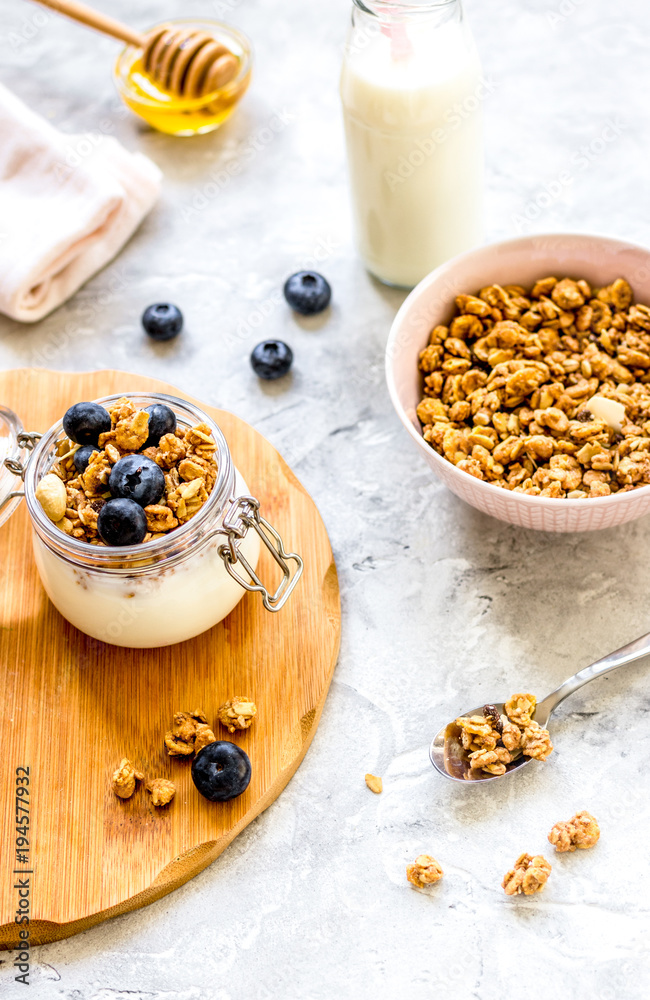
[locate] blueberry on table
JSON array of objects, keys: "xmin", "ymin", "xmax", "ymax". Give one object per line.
[
  {"xmin": 250, "ymin": 340, "xmax": 293, "ymax": 380},
  {"xmin": 283, "ymin": 271, "xmax": 331, "ymax": 315},
  {"xmin": 97, "ymin": 498, "xmax": 148, "ymax": 546},
  {"xmin": 142, "ymin": 303, "xmax": 183, "ymax": 341},
  {"xmin": 144, "ymin": 403, "xmax": 177, "ymax": 447},
  {"xmin": 191, "ymin": 741, "xmax": 251, "ymax": 802},
  {"xmin": 109, "ymin": 455, "xmax": 165, "ymax": 507},
  {"xmin": 73, "ymin": 445, "xmax": 99, "ymax": 474},
  {"xmin": 62, "ymin": 402, "xmax": 111, "ymax": 446}
]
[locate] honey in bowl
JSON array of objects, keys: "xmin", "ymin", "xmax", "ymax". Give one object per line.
[{"xmin": 114, "ymin": 19, "xmax": 252, "ymax": 136}]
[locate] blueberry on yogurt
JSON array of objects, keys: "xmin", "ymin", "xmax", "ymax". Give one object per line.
[
  {"xmin": 73, "ymin": 445, "xmax": 99, "ymax": 474},
  {"xmin": 109, "ymin": 455, "xmax": 165, "ymax": 507},
  {"xmin": 191, "ymin": 741, "xmax": 251, "ymax": 802},
  {"xmin": 144, "ymin": 403, "xmax": 177, "ymax": 447},
  {"xmin": 97, "ymin": 498, "xmax": 148, "ymax": 546},
  {"xmin": 63, "ymin": 402, "xmax": 111, "ymax": 446}
]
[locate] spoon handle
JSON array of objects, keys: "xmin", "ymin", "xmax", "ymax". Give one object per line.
[
  {"xmin": 34, "ymin": 0, "xmax": 145, "ymax": 48},
  {"xmin": 538, "ymin": 629, "xmax": 650, "ymax": 718}
]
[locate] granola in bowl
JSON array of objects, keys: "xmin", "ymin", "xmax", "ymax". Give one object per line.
[{"xmin": 416, "ymin": 276, "xmax": 650, "ymax": 499}]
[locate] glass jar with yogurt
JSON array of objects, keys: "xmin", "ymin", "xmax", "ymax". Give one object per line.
[
  {"xmin": 0, "ymin": 393, "xmax": 303, "ymax": 648},
  {"xmin": 340, "ymin": 0, "xmax": 484, "ymax": 288}
]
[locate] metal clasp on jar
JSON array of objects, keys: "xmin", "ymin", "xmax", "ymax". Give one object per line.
[
  {"xmin": 0, "ymin": 430, "xmax": 42, "ymax": 512},
  {"xmin": 214, "ymin": 495, "xmax": 303, "ymax": 612}
]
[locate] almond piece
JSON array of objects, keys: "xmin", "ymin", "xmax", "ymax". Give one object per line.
[{"xmin": 35, "ymin": 473, "xmax": 67, "ymax": 522}]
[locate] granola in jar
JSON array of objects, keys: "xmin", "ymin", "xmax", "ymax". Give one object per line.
[{"xmin": 39, "ymin": 396, "xmax": 218, "ymax": 546}]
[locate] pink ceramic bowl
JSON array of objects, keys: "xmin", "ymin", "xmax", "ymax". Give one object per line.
[{"xmin": 386, "ymin": 233, "xmax": 650, "ymax": 532}]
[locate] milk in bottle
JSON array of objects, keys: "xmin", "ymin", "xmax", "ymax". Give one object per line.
[{"xmin": 340, "ymin": 0, "xmax": 484, "ymax": 288}]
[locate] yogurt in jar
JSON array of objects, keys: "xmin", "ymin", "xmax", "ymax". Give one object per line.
[
  {"xmin": 22, "ymin": 393, "xmax": 301, "ymax": 648},
  {"xmin": 340, "ymin": 1, "xmax": 484, "ymax": 288},
  {"xmin": 32, "ymin": 468, "xmax": 261, "ymax": 648}
]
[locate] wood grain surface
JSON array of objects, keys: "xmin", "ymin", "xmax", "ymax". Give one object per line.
[{"xmin": 0, "ymin": 369, "xmax": 340, "ymax": 949}]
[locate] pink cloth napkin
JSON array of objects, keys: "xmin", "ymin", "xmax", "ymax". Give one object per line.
[{"xmin": 0, "ymin": 83, "xmax": 161, "ymax": 323}]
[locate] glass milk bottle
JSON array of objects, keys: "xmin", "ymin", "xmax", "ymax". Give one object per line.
[{"xmin": 340, "ymin": 0, "xmax": 484, "ymax": 288}]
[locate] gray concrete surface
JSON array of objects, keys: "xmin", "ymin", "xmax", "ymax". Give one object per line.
[{"xmin": 1, "ymin": 0, "xmax": 649, "ymax": 997}]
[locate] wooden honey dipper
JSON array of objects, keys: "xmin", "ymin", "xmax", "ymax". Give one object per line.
[{"xmin": 36, "ymin": 0, "xmax": 240, "ymax": 97}]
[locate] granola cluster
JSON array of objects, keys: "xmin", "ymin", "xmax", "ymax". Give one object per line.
[
  {"xmin": 455, "ymin": 694, "xmax": 553, "ymax": 776},
  {"xmin": 164, "ymin": 698, "xmax": 258, "ymax": 756},
  {"xmin": 164, "ymin": 709, "xmax": 217, "ymax": 757},
  {"xmin": 111, "ymin": 694, "xmax": 259, "ymax": 812},
  {"xmin": 47, "ymin": 397, "xmax": 218, "ymax": 544},
  {"xmin": 501, "ymin": 812, "xmax": 600, "ymax": 896},
  {"xmin": 406, "ymin": 855, "xmax": 443, "ymax": 888},
  {"xmin": 548, "ymin": 810, "xmax": 600, "ymax": 852},
  {"xmin": 111, "ymin": 757, "xmax": 144, "ymax": 799},
  {"xmin": 502, "ymin": 853, "xmax": 552, "ymax": 896},
  {"xmin": 216, "ymin": 697, "xmax": 258, "ymax": 733},
  {"xmin": 417, "ymin": 276, "xmax": 650, "ymax": 498},
  {"xmin": 406, "ymin": 809, "xmax": 600, "ymax": 895},
  {"xmin": 111, "ymin": 758, "xmax": 174, "ymax": 808},
  {"xmin": 146, "ymin": 778, "xmax": 176, "ymax": 808}
]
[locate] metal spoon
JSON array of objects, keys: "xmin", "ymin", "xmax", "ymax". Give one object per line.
[{"xmin": 430, "ymin": 629, "xmax": 650, "ymax": 783}]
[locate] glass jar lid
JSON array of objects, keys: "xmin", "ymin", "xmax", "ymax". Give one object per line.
[{"xmin": 0, "ymin": 405, "xmax": 29, "ymax": 530}]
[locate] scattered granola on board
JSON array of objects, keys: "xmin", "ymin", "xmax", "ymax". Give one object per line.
[{"xmin": 111, "ymin": 758, "xmax": 144, "ymax": 800}]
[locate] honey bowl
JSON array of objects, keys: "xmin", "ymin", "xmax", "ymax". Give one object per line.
[{"xmin": 113, "ymin": 19, "xmax": 252, "ymax": 136}]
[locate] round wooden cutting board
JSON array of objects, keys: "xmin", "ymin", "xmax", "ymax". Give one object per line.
[{"xmin": 0, "ymin": 369, "xmax": 340, "ymax": 949}]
